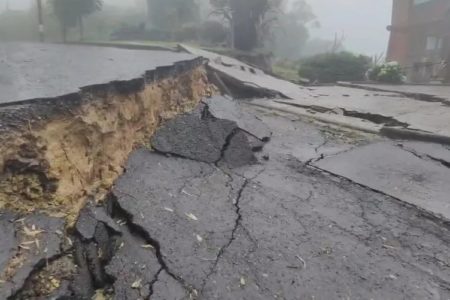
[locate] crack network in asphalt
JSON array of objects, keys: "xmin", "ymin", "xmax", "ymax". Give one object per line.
[
  {"xmin": 108, "ymin": 193, "xmax": 198, "ymax": 297},
  {"xmin": 303, "ymin": 162, "xmax": 450, "ymax": 227},
  {"xmin": 397, "ymin": 143, "xmax": 450, "ymax": 169},
  {"xmin": 199, "ymin": 178, "xmax": 248, "ymax": 295}
]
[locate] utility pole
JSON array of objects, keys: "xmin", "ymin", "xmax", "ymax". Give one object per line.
[{"xmin": 37, "ymin": 0, "xmax": 44, "ymax": 42}]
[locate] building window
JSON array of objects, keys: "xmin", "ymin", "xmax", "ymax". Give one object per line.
[
  {"xmin": 414, "ymin": 0, "xmax": 433, "ymax": 5},
  {"xmin": 426, "ymin": 36, "xmax": 443, "ymax": 50}
]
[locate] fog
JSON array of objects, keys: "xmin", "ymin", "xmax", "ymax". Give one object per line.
[
  {"xmin": 309, "ymin": 0, "xmax": 391, "ymax": 56},
  {"xmin": 0, "ymin": 0, "xmax": 392, "ymax": 57}
]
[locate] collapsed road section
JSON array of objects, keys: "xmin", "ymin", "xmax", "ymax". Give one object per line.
[
  {"xmin": 0, "ymin": 43, "xmax": 213, "ymax": 219},
  {"xmin": 2, "ymin": 43, "xmax": 450, "ymax": 300}
]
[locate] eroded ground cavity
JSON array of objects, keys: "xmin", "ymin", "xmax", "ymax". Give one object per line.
[{"xmin": 0, "ymin": 58, "xmax": 213, "ymax": 220}]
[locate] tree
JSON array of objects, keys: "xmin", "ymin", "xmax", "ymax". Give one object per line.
[
  {"xmin": 265, "ymin": 0, "xmax": 315, "ymax": 60},
  {"xmin": 210, "ymin": 0, "xmax": 312, "ymax": 52},
  {"xmin": 146, "ymin": 0, "xmax": 199, "ymax": 33},
  {"xmin": 211, "ymin": 0, "xmax": 278, "ymax": 51},
  {"xmin": 51, "ymin": 0, "xmax": 102, "ymax": 42},
  {"xmin": 77, "ymin": 0, "xmax": 102, "ymax": 41}
]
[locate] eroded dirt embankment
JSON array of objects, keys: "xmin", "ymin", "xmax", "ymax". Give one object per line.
[{"xmin": 0, "ymin": 58, "xmax": 214, "ymax": 221}]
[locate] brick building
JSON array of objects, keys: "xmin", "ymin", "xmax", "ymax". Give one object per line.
[{"xmin": 387, "ymin": 0, "xmax": 450, "ymax": 82}]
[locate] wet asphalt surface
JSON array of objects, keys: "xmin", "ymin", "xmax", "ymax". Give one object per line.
[
  {"xmin": 109, "ymin": 97, "xmax": 450, "ymax": 299},
  {"xmin": 0, "ymin": 42, "xmax": 194, "ymax": 104},
  {"xmin": 2, "ymin": 96, "xmax": 450, "ymax": 299}
]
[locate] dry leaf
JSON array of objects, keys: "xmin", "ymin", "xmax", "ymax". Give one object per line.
[
  {"xmin": 92, "ymin": 289, "xmax": 107, "ymax": 300},
  {"xmin": 141, "ymin": 244, "xmax": 154, "ymax": 249},
  {"xmin": 23, "ymin": 225, "xmax": 44, "ymax": 237},
  {"xmin": 131, "ymin": 279, "xmax": 142, "ymax": 289},
  {"xmin": 48, "ymin": 212, "xmax": 67, "ymax": 218},
  {"xmin": 116, "ymin": 220, "xmax": 127, "ymax": 226},
  {"xmin": 164, "ymin": 207, "xmax": 174, "ymax": 212},
  {"xmin": 19, "ymin": 245, "xmax": 31, "ymax": 250},
  {"xmin": 240, "ymin": 276, "xmax": 246, "ymax": 286},
  {"xmin": 185, "ymin": 213, "xmax": 198, "ymax": 221},
  {"xmin": 21, "ymin": 240, "xmax": 36, "ymax": 245}
]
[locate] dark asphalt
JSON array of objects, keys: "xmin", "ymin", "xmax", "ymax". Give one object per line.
[
  {"xmin": 151, "ymin": 104, "xmax": 237, "ymax": 163},
  {"xmin": 0, "ymin": 42, "xmax": 195, "ymax": 104}
]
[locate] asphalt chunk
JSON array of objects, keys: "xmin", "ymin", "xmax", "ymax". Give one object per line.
[
  {"xmin": 113, "ymin": 148, "xmax": 245, "ymax": 289},
  {"xmin": 105, "ymin": 223, "xmax": 161, "ymax": 300},
  {"xmin": 151, "ymin": 110, "xmax": 237, "ymax": 163},
  {"xmin": 0, "ymin": 213, "xmax": 65, "ymax": 299},
  {"xmin": 220, "ymin": 130, "xmax": 257, "ymax": 168},
  {"xmin": 205, "ymin": 96, "xmax": 272, "ymax": 141}
]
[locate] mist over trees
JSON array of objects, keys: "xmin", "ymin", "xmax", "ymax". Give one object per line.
[
  {"xmin": 146, "ymin": 0, "xmax": 200, "ymax": 32},
  {"xmin": 0, "ymin": 0, "xmax": 342, "ymax": 61},
  {"xmin": 52, "ymin": 0, "xmax": 102, "ymax": 41},
  {"xmin": 209, "ymin": 0, "xmax": 315, "ymax": 55}
]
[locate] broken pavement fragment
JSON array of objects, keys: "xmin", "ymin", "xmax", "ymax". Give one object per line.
[
  {"xmin": 314, "ymin": 142, "xmax": 450, "ymax": 220},
  {"xmin": 204, "ymin": 96, "xmax": 272, "ymax": 142},
  {"xmin": 152, "ymin": 96, "xmax": 270, "ymax": 166},
  {"xmin": 0, "ymin": 213, "xmax": 65, "ymax": 299},
  {"xmin": 112, "ymin": 148, "xmax": 245, "ymax": 289},
  {"xmin": 151, "ymin": 271, "xmax": 188, "ymax": 300},
  {"xmin": 105, "ymin": 222, "xmax": 161, "ymax": 300},
  {"xmin": 0, "ymin": 45, "xmax": 212, "ymax": 218},
  {"xmin": 75, "ymin": 203, "xmax": 121, "ymax": 241},
  {"xmin": 220, "ymin": 131, "xmax": 257, "ymax": 168},
  {"xmin": 151, "ymin": 107, "xmax": 237, "ymax": 163},
  {"xmin": 0, "ymin": 212, "xmax": 18, "ymax": 276}
]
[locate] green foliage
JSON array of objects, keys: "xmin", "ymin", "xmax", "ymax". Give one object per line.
[
  {"xmin": 368, "ymin": 62, "xmax": 404, "ymax": 84},
  {"xmin": 298, "ymin": 52, "xmax": 371, "ymax": 83}
]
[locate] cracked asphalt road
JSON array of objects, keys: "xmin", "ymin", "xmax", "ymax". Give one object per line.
[
  {"xmin": 104, "ymin": 98, "xmax": 450, "ymax": 299},
  {"xmin": 2, "ymin": 95, "xmax": 450, "ymax": 299}
]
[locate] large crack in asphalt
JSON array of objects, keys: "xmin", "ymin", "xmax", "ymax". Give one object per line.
[
  {"xmin": 199, "ymin": 178, "xmax": 248, "ymax": 294},
  {"xmin": 397, "ymin": 143, "xmax": 450, "ymax": 169},
  {"xmin": 337, "ymin": 82, "xmax": 450, "ymax": 107},
  {"xmin": 276, "ymin": 100, "xmax": 410, "ymax": 128},
  {"xmin": 304, "ymin": 159, "xmax": 450, "ymax": 227},
  {"xmin": 107, "ymin": 193, "xmax": 196, "ymax": 298},
  {"xmin": 7, "ymin": 89, "xmax": 450, "ymax": 299}
]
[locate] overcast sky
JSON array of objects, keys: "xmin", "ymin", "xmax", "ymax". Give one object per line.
[
  {"xmin": 308, "ymin": 0, "xmax": 392, "ymax": 56},
  {"xmin": 1, "ymin": 0, "xmax": 392, "ymax": 55}
]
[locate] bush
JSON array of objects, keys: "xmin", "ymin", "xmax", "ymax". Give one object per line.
[
  {"xmin": 368, "ymin": 62, "xmax": 404, "ymax": 84},
  {"xmin": 298, "ymin": 52, "xmax": 371, "ymax": 83},
  {"xmin": 200, "ymin": 21, "xmax": 227, "ymax": 44}
]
